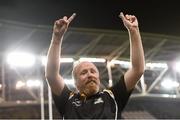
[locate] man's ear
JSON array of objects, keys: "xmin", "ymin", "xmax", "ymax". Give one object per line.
[{"xmin": 74, "ymin": 80, "xmax": 78, "ymax": 88}]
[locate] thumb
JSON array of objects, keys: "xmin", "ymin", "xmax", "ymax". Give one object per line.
[
  {"xmin": 63, "ymin": 16, "xmax": 68, "ymax": 21},
  {"xmin": 119, "ymin": 12, "xmax": 125, "ymax": 21}
]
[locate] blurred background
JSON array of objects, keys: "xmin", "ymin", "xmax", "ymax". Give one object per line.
[{"xmin": 0, "ymin": 0, "xmax": 180, "ymax": 119}]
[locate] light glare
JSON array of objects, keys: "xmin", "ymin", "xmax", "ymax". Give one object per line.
[
  {"xmin": 64, "ymin": 79, "xmax": 74, "ymax": 86},
  {"xmin": 79, "ymin": 57, "xmax": 106, "ymax": 63},
  {"xmin": 26, "ymin": 79, "xmax": 41, "ymax": 88},
  {"xmin": 41, "ymin": 56, "xmax": 74, "ymax": 66},
  {"xmin": 146, "ymin": 62, "xmax": 168, "ymax": 69},
  {"xmin": 0, "ymin": 84, "xmax": 2, "ymax": 89},
  {"xmin": 7, "ymin": 52, "xmax": 35, "ymax": 68},
  {"xmin": 161, "ymin": 79, "xmax": 179, "ymax": 89},
  {"xmin": 110, "ymin": 60, "xmax": 130, "ymax": 68},
  {"xmin": 174, "ymin": 61, "xmax": 180, "ymax": 73},
  {"xmin": 16, "ymin": 81, "xmax": 25, "ymax": 89}
]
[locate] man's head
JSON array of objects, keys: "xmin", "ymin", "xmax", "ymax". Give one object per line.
[{"xmin": 72, "ymin": 61, "xmax": 100, "ymax": 97}]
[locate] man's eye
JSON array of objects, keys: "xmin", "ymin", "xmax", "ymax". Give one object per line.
[
  {"xmin": 91, "ymin": 69, "xmax": 96, "ymax": 73},
  {"xmin": 81, "ymin": 71, "xmax": 86, "ymax": 75},
  {"xmin": 91, "ymin": 71, "xmax": 95, "ymax": 73}
]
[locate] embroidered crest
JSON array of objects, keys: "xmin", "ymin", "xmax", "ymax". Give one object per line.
[
  {"xmin": 94, "ymin": 97, "xmax": 104, "ymax": 104},
  {"xmin": 72, "ymin": 98, "xmax": 82, "ymax": 107}
]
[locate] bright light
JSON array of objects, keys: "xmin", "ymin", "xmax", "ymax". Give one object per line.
[
  {"xmin": 161, "ymin": 78, "xmax": 179, "ymax": 89},
  {"xmin": 146, "ymin": 62, "xmax": 168, "ymax": 70},
  {"xmin": 7, "ymin": 52, "xmax": 35, "ymax": 68},
  {"xmin": 174, "ymin": 61, "xmax": 180, "ymax": 73},
  {"xmin": 79, "ymin": 57, "xmax": 106, "ymax": 63},
  {"xmin": 110, "ymin": 60, "xmax": 130, "ymax": 68},
  {"xmin": 60, "ymin": 58, "xmax": 74, "ymax": 63},
  {"xmin": 161, "ymin": 94, "xmax": 177, "ymax": 98},
  {"xmin": 110, "ymin": 60, "xmax": 167, "ymax": 70},
  {"xmin": 26, "ymin": 79, "xmax": 41, "ymax": 88},
  {"xmin": 41, "ymin": 56, "xmax": 47, "ymax": 66},
  {"xmin": 41, "ymin": 56, "xmax": 74, "ymax": 66},
  {"xmin": 64, "ymin": 79, "xmax": 75, "ymax": 86},
  {"xmin": 0, "ymin": 84, "xmax": 2, "ymax": 90},
  {"xmin": 16, "ymin": 81, "xmax": 25, "ymax": 89}
]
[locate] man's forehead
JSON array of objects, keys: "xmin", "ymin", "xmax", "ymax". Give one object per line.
[
  {"xmin": 76, "ymin": 61, "xmax": 96, "ymax": 68},
  {"xmin": 74, "ymin": 61, "xmax": 97, "ymax": 71}
]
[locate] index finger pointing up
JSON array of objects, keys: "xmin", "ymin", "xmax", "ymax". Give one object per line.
[{"xmin": 67, "ymin": 13, "xmax": 76, "ymax": 23}]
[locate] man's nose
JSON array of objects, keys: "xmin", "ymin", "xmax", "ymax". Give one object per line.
[{"xmin": 87, "ymin": 71, "xmax": 93, "ymax": 77}]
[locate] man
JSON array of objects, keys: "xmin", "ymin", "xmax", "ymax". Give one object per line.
[{"xmin": 45, "ymin": 12, "xmax": 145, "ymax": 119}]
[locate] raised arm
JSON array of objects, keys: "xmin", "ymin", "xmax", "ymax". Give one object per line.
[
  {"xmin": 119, "ymin": 12, "xmax": 145, "ymax": 91},
  {"xmin": 45, "ymin": 13, "xmax": 76, "ymax": 95}
]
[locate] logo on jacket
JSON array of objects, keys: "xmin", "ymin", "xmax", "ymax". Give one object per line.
[
  {"xmin": 72, "ymin": 98, "xmax": 82, "ymax": 107},
  {"xmin": 94, "ymin": 97, "xmax": 104, "ymax": 104}
]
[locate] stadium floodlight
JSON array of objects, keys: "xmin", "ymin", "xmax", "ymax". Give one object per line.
[
  {"xmin": 26, "ymin": 79, "xmax": 41, "ymax": 88},
  {"xmin": 161, "ymin": 94, "xmax": 177, "ymax": 98},
  {"xmin": 16, "ymin": 81, "xmax": 25, "ymax": 89},
  {"xmin": 64, "ymin": 79, "xmax": 75, "ymax": 86},
  {"xmin": 79, "ymin": 57, "xmax": 106, "ymax": 63},
  {"xmin": 174, "ymin": 61, "xmax": 180, "ymax": 73},
  {"xmin": 60, "ymin": 58, "xmax": 74, "ymax": 63},
  {"xmin": 110, "ymin": 60, "xmax": 130, "ymax": 69},
  {"xmin": 146, "ymin": 62, "xmax": 168, "ymax": 70},
  {"xmin": 7, "ymin": 52, "xmax": 35, "ymax": 68},
  {"xmin": 161, "ymin": 78, "xmax": 179, "ymax": 90},
  {"xmin": 41, "ymin": 56, "xmax": 74, "ymax": 66},
  {"xmin": 110, "ymin": 60, "xmax": 168, "ymax": 70}
]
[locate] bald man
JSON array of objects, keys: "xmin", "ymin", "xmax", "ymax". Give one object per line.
[{"xmin": 45, "ymin": 12, "xmax": 145, "ymax": 119}]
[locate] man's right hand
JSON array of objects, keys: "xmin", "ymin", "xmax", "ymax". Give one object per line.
[
  {"xmin": 119, "ymin": 12, "xmax": 138, "ymax": 31},
  {"xmin": 53, "ymin": 13, "xmax": 76, "ymax": 39}
]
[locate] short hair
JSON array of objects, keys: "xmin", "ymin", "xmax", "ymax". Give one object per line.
[
  {"xmin": 72, "ymin": 61, "xmax": 99, "ymax": 82},
  {"xmin": 72, "ymin": 60, "xmax": 81, "ymax": 82}
]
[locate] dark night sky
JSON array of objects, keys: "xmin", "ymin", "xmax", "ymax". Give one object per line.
[{"xmin": 0, "ymin": 0, "xmax": 180, "ymax": 37}]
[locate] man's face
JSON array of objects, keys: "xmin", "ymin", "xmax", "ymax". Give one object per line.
[{"xmin": 74, "ymin": 61, "xmax": 100, "ymax": 97}]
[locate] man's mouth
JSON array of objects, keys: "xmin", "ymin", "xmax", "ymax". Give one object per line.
[{"xmin": 86, "ymin": 80, "xmax": 97, "ymax": 85}]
